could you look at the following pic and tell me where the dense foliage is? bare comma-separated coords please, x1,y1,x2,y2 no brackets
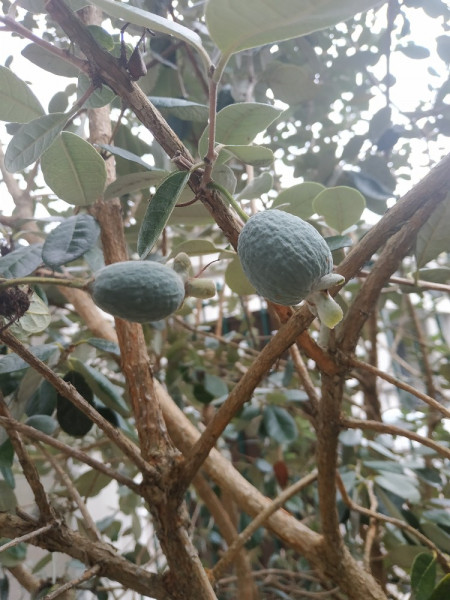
0,1,449,599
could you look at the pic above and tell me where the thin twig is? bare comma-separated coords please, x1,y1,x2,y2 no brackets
341,417,450,460
212,470,318,581
37,443,102,541
0,524,53,554
363,481,378,571
0,416,140,493
347,357,450,419
336,473,450,572
42,564,101,600
357,270,450,294
0,329,157,480
0,396,55,521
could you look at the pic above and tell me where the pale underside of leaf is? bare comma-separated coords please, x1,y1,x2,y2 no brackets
205,0,381,57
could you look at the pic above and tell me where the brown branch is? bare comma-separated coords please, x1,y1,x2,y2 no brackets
212,470,318,581
0,416,139,492
358,270,450,294
0,513,171,599
0,329,156,479
0,523,53,554
38,443,101,542
158,381,388,600
289,344,319,414
336,474,450,572
341,418,450,460
193,474,258,599
338,193,449,353
176,308,324,495
0,396,55,521
7,564,41,595
347,357,450,419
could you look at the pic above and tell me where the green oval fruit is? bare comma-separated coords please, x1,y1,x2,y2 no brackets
90,261,185,322
237,209,333,305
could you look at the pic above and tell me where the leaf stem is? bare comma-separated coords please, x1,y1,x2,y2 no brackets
207,181,249,224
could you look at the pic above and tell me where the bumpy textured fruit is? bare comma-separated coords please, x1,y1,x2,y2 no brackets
237,209,333,305
90,261,185,322
237,209,345,328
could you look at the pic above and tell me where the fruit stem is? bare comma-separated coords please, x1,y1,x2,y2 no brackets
0,276,89,291
207,181,249,224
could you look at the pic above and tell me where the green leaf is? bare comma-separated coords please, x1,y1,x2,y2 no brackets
220,145,274,167
0,539,26,568
169,239,222,259
420,523,450,553
74,470,111,498
0,344,58,375
272,182,325,219
0,482,17,513
41,132,107,206
97,143,154,170
26,380,57,417
0,243,43,278
263,405,298,444
24,415,58,436
436,35,450,63
69,357,129,417
313,186,366,232
260,62,317,104
236,172,273,201
104,170,169,199
4,113,67,172
89,0,211,69
0,66,44,123
198,103,283,158
211,164,237,195
10,292,50,336
78,73,116,109
225,257,256,296
21,43,81,78
325,235,353,252
149,97,208,122
375,472,420,503
415,268,450,283
137,171,190,259
411,553,437,600
85,338,121,357
429,575,450,600
415,193,450,268
205,0,380,56
204,373,228,398
42,214,100,269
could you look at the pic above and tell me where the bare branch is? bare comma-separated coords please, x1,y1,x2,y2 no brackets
42,564,101,600
341,418,450,460
0,524,53,554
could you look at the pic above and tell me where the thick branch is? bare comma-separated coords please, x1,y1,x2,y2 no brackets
0,513,171,599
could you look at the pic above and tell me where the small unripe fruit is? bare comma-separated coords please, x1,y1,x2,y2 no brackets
237,209,344,327
89,261,185,322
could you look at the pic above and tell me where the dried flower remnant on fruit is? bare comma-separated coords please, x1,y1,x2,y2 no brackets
0,286,32,332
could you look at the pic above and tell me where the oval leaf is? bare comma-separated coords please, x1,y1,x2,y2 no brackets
21,43,81,78
0,244,43,278
415,193,450,268
205,0,380,56
0,65,44,123
169,239,221,258
24,415,58,435
375,472,420,503
221,145,274,167
313,186,366,232
262,405,298,444
69,357,129,417
104,170,169,199
236,172,273,201
42,214,100,269
225,256,256,296
78,73,116,109
198,103,283,158
272,182,325,219
149,97,208,122
137,170,190,259
4,112,67,173
41,132,107,206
